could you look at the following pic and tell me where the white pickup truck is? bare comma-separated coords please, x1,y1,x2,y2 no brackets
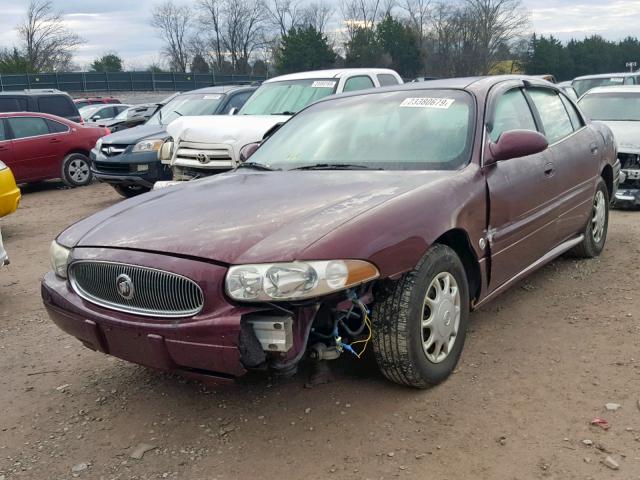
158,68,403,184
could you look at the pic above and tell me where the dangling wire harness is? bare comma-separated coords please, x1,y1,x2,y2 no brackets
337,290,372,359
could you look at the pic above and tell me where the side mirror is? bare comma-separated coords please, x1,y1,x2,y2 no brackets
239,142,260,162
92,115,101,121
488,130,548,163
228,107,239,116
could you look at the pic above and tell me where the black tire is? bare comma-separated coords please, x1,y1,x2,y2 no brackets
61,153,92,187
570,177,609,258
371,244,470,388
112,184,150,198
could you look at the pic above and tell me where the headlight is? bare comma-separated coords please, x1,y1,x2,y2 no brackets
135,164,149,172
49,241,71,278
95,138,103,151
132,138,164,153
0,160,6,170
226,260,379,301
158,139,174,163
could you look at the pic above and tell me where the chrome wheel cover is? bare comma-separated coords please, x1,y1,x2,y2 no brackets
69,158,90,183
592,190,606,244
421,272,461,364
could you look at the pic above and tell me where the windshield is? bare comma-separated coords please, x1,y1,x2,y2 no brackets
239,79,338,115
573,76,634,97
79,105,102,119
114,107,132,120
146,92,226,125
247,89,474,171
578,92,640,121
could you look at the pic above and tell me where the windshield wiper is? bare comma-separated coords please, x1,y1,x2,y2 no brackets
173,110,183,117
292,163,384,171
237,162,281,171
271,111,296,115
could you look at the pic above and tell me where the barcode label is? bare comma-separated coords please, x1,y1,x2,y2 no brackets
400,97,455,109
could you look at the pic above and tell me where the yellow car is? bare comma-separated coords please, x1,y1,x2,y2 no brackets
0,161,20,218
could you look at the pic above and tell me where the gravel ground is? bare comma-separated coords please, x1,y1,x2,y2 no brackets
0,181,639,480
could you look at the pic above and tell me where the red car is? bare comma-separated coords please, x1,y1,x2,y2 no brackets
0,112,109,186
74,97,121,109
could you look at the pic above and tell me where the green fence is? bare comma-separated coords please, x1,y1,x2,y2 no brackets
0,72,266,93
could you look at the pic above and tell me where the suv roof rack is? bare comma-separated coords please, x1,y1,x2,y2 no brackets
23,88,64,93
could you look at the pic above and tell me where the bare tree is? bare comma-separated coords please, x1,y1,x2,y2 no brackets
223,0,266,73
151,1,193,72
300,2,334,33
340,0,382,39
401,0,431,48
266,0,302,37
198,0,226,70
17,0,83,72
464,0,530,74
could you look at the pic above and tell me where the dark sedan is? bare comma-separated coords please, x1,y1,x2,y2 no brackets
43,76,618,388
91,85,256,197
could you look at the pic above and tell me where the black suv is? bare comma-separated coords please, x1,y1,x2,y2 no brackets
0,89,81,123
91,85,256,197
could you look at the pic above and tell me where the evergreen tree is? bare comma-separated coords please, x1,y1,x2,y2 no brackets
191,54,210,73
90,53,123,72
275,26,336,74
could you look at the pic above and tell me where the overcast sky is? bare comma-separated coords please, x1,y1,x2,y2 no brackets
1,0,639,68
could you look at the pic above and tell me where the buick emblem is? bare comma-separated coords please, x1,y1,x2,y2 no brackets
196,152,209,164
116,274,135,300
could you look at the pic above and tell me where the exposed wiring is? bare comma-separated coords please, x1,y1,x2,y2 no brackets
348,308,372,358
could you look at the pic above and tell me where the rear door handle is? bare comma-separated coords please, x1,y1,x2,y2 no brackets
49,138,62,143
544,162,555,177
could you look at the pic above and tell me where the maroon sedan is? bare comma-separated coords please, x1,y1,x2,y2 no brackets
0,112,108,186
42,76,619,388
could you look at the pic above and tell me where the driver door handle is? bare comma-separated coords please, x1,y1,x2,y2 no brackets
544,162,555,177
590,142,599,155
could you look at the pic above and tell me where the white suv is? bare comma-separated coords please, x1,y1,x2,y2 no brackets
158,68,403,184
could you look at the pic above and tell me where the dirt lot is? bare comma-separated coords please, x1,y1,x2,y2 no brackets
1,182,639,480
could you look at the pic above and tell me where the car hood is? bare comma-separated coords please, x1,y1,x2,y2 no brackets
58,170,449,264
166,115,288,147
599,121,640,153
101,124,168,146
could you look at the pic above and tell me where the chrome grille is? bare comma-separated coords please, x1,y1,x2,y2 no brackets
69,261,204,318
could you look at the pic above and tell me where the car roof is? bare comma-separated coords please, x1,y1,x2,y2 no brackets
0,111,75,122
307,75,559,105
580,85,640,95
182,85,256,95
573,72,639,81
0,89,71,97
265,68,400,83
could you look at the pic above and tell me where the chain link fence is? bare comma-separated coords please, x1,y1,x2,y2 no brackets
0,72,266,93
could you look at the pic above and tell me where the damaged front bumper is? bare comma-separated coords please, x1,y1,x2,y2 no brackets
40,248,315,383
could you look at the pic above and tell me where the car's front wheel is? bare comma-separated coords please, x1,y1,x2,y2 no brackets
113,185,150,198
61,153,92,187
570,177,609,258
371,244,469,388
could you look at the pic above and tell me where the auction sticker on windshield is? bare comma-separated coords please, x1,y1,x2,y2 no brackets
311,81,336,88
203,95,222,100
400,97,455,109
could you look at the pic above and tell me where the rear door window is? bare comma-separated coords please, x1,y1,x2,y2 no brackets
7,117,50,139
377,74,400,86
46,118,70,133
37,95,76,118
489,88,538,142
0,98,22,112
559,95,584,131
528,88,574,144
343,76,375,92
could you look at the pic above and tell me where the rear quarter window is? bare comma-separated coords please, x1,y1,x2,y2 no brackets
38,95,77,118
46,119,70,133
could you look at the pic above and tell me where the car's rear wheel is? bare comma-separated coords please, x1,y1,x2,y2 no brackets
371,244,469,388
61,154,92,187
570,177,609,258
113,184,150,198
